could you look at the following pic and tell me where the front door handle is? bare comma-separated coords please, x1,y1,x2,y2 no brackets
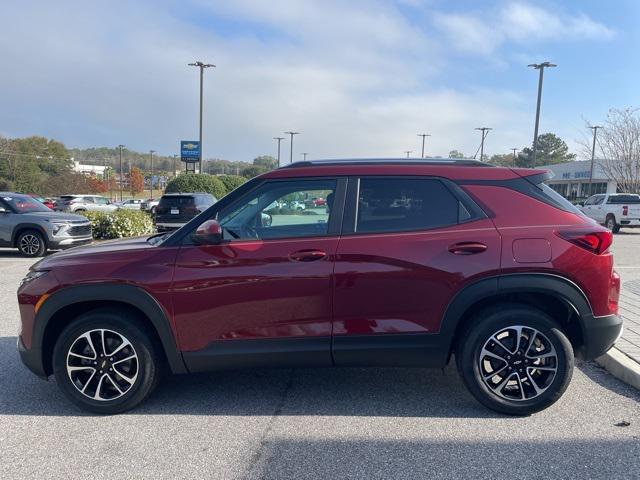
289,249,327,262
448,242,487,255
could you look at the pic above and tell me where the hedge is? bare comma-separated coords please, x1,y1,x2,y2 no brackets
81,210,154,239
218,175,247,194
165,173,226,199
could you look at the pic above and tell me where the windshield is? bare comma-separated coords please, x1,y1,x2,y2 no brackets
2,194,52,213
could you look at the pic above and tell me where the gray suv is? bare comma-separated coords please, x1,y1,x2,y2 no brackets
0,192,92,257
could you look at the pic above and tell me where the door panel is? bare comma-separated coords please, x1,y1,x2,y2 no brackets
171,237,339,352
333,219,501,338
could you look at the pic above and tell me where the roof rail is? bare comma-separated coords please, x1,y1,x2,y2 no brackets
279,158,493,169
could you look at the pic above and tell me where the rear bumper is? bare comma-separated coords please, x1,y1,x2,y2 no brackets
580,314,623,360
17,335,47,379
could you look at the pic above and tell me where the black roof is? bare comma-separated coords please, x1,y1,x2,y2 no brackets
280,158,493,169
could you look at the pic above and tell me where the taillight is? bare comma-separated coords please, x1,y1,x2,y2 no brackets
556,230,613,255
623,205,628,216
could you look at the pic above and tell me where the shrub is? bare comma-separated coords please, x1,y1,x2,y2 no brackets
165,173,226,199
0,178,14,191
80,210,154,239
218,175,247,195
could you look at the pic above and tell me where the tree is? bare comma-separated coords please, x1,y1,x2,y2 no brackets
585,108,640,194
253,155,278,170
241,166,268,179
87,176,108,193
165,173,226,199
448,150,465,159
129,167,144,195
41,172,93,195
519,133,576,167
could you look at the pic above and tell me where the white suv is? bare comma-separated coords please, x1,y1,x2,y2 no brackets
58,195,119,213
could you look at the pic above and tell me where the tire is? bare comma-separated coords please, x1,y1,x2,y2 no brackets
52,309,162,414
17,229,46,257
456,304,574,416
605,215,620,233
150,206,156,215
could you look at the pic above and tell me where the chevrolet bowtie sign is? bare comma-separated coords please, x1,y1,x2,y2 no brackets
180,140,201,163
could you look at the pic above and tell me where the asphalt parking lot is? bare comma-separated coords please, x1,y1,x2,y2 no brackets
1,237,639,479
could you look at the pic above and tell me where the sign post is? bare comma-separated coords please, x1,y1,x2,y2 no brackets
180,141,201,173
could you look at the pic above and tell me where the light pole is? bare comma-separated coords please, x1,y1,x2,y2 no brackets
149,150,155,200
172,155,178,177
188,61,215,174
284,131,300,164
273,137,285,167
405,150,413,158
475,127,492,161
117,144,125,201
512,148,518,166
528,61,557,167
588,125,603,196
417,134,431,158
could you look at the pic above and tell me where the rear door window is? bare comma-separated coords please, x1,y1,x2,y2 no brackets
356,178,460,234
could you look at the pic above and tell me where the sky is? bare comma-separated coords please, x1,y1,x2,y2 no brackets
1,0,638,162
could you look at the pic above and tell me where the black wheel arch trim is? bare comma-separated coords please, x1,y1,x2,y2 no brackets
12,223,48,248
440,273,596,358
33,283,187,375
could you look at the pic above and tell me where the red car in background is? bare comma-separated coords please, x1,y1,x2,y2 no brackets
27,194,55,210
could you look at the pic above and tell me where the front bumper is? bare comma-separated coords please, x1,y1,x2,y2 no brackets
17,336,47,379
581,314,623,360
48,236,93,249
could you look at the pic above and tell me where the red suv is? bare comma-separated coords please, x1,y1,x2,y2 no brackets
17,159,622,415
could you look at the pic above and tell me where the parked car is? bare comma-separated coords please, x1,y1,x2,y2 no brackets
581,193,640,233
289,200,306,210
58,195,118,213
313,197,327,207
154,192,216,232
117,199,144,211
0,192,92,256
17,158,621,415
141,198,159,214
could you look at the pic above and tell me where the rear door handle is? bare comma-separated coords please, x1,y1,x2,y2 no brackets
448,242,487,255
289,249,327,262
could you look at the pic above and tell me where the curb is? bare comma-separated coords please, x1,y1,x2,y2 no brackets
595,347,640,390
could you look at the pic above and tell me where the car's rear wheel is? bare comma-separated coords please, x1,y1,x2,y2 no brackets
605,214,620,233
53,309,161,414
17,230,46,257
456,304,574,416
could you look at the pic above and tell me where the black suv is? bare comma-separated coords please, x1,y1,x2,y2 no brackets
154,192,216,232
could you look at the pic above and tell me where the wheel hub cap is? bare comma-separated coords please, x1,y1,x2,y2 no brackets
66,329,139,401
479,326,558,402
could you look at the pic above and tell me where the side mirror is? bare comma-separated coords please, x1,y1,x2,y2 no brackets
191,219,224,245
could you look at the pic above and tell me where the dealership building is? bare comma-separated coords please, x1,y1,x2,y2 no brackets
540,160,617,200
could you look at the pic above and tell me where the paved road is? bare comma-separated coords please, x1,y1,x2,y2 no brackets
0,244,639,479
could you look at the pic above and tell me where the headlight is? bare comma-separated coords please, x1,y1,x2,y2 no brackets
20,270,48,287
51,222,70,235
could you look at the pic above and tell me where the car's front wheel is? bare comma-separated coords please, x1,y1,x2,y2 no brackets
53,309,161,414
456,304,574,416
17,230,46,257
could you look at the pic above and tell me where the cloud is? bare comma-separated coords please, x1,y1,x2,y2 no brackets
435,2,615,55
0,0,609,161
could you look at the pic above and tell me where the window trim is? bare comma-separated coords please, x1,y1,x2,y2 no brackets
341,175,486,236
178,176,347,245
